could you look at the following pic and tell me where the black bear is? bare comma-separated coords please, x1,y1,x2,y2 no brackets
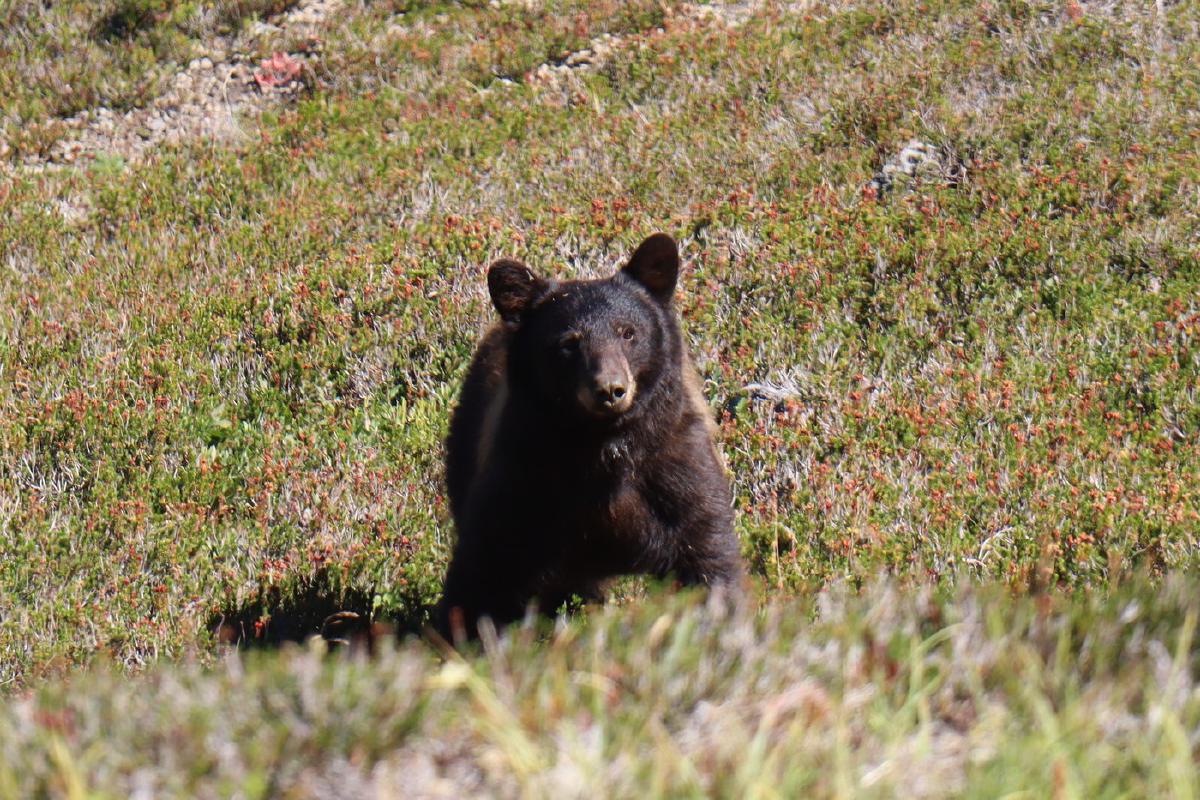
435,233,743,640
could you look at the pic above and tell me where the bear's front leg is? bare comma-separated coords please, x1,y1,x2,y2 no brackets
668,513,744,590
646,434,743,590
434,531,542,643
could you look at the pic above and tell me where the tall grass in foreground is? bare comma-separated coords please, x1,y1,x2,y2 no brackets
1,579,1196,798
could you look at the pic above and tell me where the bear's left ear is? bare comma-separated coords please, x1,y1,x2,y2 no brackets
622,233,679,305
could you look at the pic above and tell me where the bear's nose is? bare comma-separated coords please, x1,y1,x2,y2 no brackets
596,380,628,406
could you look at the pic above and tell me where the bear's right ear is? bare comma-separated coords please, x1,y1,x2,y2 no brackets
487,259,545,323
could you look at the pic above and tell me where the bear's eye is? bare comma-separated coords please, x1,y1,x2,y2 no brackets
621,326,636,341
558,333,581,355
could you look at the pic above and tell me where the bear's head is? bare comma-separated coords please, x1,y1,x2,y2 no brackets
488,233,683,428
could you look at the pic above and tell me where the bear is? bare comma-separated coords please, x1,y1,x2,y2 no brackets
434,233,743,641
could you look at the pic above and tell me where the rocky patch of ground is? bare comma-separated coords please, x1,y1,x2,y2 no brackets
4,0,342,173
5,1,800,173
526,1,804,95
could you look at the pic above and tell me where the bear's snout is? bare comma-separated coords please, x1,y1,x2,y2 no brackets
579,351,635,417
595,377,631,411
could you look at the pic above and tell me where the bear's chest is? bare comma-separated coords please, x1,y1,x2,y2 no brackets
600,480,653,535
537,481,657,576
578,476,676,553
522,466,655,532
504,439,679,553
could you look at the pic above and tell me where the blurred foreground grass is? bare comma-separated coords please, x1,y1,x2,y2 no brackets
3,579,1198,797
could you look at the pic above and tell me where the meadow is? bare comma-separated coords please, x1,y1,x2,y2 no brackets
0,0,1197,795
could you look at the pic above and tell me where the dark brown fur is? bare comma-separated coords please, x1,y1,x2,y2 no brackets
435,234,742,640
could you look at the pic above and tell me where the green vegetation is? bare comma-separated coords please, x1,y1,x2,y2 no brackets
0,0,1198,793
